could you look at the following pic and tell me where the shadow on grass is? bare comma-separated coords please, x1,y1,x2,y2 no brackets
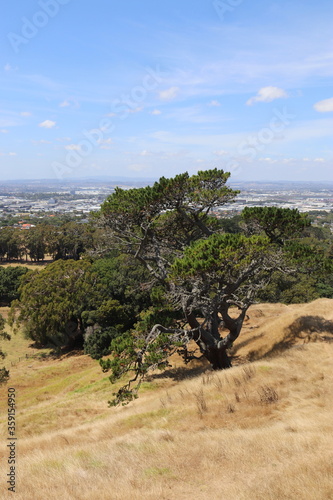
248,315,333,362
148,363,210,382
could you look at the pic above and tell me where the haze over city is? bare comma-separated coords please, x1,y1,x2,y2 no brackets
1,0,333,182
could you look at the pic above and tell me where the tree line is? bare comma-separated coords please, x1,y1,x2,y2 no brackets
0,221,101,262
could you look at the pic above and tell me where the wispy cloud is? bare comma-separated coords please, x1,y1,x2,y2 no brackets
208,100,221,107
150,109,162,115
314,97,333,112
162,104,226,124
65,144,81,151
39,120,56,129
59,99,80,108
98,138,113,149
0,151,17,156
20,111,32,117
4,64,15,72
32,139,52,144
246,87,289,105
159,86,180,101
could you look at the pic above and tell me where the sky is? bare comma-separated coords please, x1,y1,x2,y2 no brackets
1,0,333,182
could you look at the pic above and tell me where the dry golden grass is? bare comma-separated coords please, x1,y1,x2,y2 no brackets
0,261,49,270
0,300,333,499
232,298,333,361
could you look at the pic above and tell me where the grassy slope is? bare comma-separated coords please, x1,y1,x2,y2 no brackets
0,300,333,500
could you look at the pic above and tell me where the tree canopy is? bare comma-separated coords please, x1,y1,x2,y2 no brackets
0,266,29,305
9,259,100,348
100,169,238,280
242,206,310,244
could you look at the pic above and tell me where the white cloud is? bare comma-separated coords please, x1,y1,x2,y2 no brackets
39,120,56,129
128,106,143,114
246,86,288,105
150,109,162,115
20,111,32,117
98,138,113,145
59,100,70,107
159,86,180,101
1,151,17,156
32,139,52,144
65,144,81,151
98,138,113,149
208,100,221,107
258,157,278,163
4,64,14,72
214,150,228,156
128,163,148,172
314,97,333,113
0,129,8,134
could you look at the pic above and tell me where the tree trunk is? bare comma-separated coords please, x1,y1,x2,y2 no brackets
186,314,232,369
204,344,232,370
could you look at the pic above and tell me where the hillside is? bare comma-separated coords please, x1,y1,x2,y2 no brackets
0,300,332,499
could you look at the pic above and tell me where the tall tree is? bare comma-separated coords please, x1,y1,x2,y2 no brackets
98,169,303,404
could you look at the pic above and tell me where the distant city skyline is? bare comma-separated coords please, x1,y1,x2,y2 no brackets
1,0,333,182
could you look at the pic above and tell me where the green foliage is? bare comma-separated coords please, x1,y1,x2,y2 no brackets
24,225,47,262
46,222,94,260
0,228,24,260
218,214,242,234
102,169,237,225
84,326,120,359
257,271,320,304
100,169,239,278
0,313,10,385
242,207,310,244
11,259,101,347
91,253,151,315
171,233,272,279
0,266,29,305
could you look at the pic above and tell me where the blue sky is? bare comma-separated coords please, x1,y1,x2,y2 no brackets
1,0,333,182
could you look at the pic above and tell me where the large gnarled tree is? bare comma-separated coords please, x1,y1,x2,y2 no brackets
98,170,301,405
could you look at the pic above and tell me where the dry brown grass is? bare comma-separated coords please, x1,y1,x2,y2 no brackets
0,261,49,270
232,298,333,362
0,300,333,499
